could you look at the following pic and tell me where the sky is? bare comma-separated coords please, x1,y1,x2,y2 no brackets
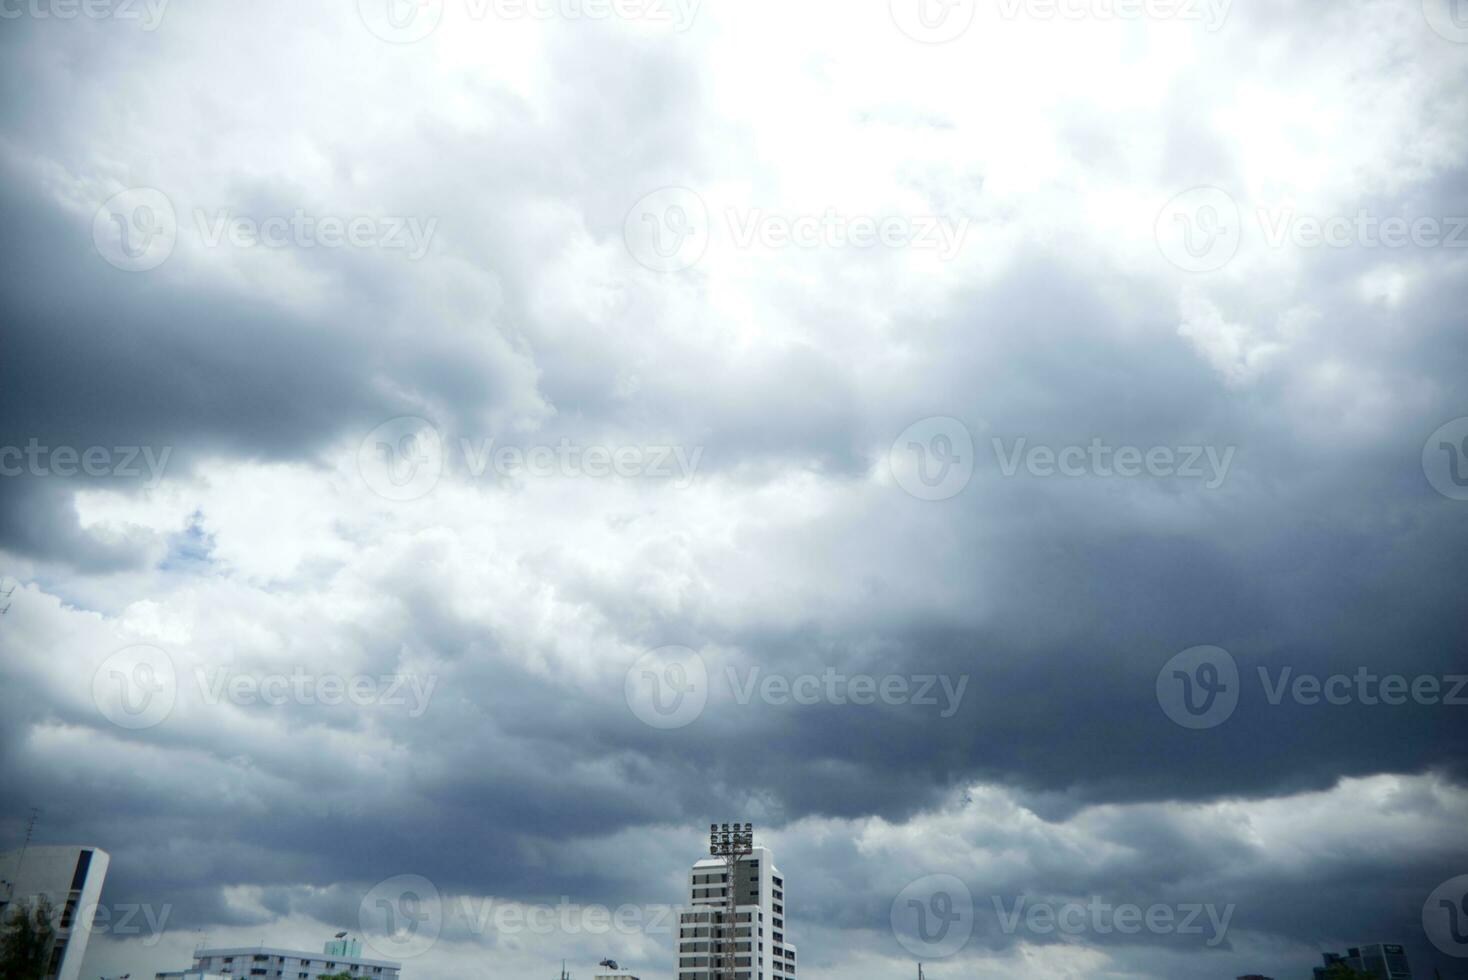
1,0,1467,978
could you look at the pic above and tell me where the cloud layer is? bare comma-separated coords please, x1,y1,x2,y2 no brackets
1,1,1467,978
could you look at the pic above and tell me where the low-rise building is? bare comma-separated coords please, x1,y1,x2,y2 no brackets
157,941,401,980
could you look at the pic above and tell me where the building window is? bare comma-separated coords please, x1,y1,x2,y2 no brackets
70,850,94,892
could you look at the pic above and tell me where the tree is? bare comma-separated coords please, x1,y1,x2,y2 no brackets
0,896,58,980
1322,964,1375,980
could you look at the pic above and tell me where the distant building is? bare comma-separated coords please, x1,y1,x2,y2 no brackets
676,841,796,980
0,844,111,980
323,938,363,959
158,942,401,980
594,973,641,980
1314,944,1412,979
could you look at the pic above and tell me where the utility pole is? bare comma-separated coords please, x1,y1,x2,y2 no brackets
708,822,752,980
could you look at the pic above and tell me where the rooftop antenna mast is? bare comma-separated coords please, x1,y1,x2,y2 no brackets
709,822,753,980
12,807,40,884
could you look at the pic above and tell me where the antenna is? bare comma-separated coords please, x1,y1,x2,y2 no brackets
709,821,754,980
13,808,40,883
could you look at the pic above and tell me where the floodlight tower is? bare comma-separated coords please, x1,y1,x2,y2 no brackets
708,822,753,980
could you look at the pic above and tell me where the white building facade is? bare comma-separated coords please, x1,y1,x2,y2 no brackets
676,845,796,980
165,944,402,980
0,844,111,980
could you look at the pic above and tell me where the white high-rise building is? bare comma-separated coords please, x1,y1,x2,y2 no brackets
676,844,796,980
0,844,111,980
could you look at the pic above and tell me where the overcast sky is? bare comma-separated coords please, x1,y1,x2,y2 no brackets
2,1,1467,978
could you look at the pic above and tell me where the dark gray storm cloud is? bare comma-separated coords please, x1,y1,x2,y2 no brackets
2,1,1467,979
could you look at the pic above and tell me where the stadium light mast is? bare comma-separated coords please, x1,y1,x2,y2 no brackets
708,822,753,980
